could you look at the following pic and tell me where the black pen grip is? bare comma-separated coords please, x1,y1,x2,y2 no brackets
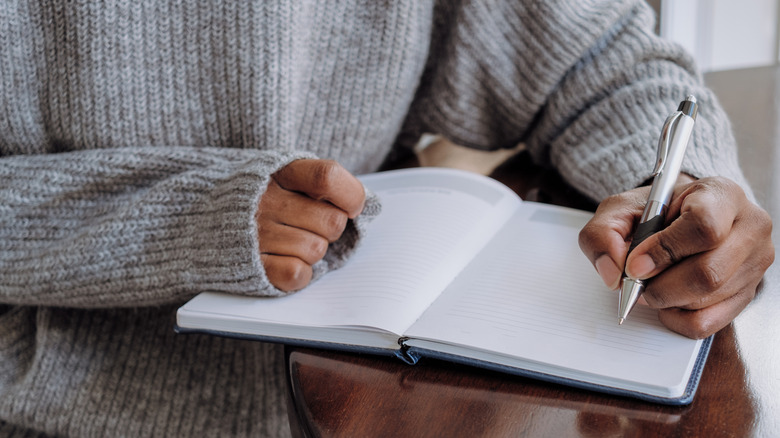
627,215,665,255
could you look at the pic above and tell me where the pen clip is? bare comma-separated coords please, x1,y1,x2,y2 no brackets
651,111,683,176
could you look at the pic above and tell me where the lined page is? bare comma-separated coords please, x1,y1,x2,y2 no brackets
180,168,521,336
404,202,702,396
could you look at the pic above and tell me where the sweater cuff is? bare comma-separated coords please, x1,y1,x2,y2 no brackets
187,151,309,297
188,153,382,298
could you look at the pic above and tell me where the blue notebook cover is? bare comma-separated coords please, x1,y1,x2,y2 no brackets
175,325,712,406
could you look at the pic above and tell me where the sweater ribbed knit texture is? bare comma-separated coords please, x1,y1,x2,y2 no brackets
0,0,749,436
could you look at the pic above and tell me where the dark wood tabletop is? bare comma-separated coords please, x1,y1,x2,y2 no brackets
285,66,780,438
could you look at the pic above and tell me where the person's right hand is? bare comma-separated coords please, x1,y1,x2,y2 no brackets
579,175,774,338
256,159,366,292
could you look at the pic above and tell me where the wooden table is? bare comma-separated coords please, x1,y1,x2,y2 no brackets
285,66,780,438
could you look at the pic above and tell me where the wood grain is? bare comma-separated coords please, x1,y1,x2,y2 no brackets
286,66,780,438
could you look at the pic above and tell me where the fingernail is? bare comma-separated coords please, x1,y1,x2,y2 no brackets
595,255,621,290
628,254,656,279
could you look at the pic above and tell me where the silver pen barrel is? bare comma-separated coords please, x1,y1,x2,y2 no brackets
618,95,698,324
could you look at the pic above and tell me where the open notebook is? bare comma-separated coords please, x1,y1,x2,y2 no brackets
176,167,710,405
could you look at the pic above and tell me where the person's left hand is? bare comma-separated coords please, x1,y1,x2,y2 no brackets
578,175,774,339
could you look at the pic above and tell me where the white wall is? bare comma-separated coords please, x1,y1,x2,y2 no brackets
660,0,778,72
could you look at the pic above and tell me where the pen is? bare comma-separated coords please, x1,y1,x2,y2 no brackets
618,95,698,324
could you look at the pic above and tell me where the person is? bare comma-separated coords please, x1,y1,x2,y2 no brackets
0,0,773,436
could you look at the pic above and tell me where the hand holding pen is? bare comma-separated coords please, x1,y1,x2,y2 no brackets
578,96,774,339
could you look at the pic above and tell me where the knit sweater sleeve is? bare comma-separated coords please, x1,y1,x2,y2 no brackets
0,147,379,308
401,0,748,201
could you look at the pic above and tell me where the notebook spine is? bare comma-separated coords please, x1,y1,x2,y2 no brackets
395,337,422,365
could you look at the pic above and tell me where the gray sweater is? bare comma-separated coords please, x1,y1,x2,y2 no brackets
0,0,748,436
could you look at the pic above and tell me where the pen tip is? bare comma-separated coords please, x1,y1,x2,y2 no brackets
618,317,625,325
686,94,696,103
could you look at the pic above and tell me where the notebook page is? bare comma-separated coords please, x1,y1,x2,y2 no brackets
180,168,520,336
404,202,702,396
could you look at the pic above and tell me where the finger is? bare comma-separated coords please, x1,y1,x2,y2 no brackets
261,179,349,242
274,159,366,218
625,182,739,280
578,190,648,289
656,285,756,339
259,222,329,265
260,254,314,292
642,211,774,310
642,249,746,310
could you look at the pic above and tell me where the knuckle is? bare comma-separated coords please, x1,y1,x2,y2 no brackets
309,236,329,260
323,210,348,241
283,260,313,291
687,309,724,339
743,207,775,270
690,262,725,291
714,176,742,194
762,246,776,270
310,160,341,197
272,258,312,292
684,317,715,340
744,283,759,302
751,246,775,278
753,207,774,237
701,176,736,195
660,309,717,339
686,212,724,249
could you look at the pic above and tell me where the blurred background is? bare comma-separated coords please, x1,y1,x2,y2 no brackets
647,0,779,72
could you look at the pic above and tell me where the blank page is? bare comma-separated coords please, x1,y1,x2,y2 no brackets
179,168,521,336
404,202,702,397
